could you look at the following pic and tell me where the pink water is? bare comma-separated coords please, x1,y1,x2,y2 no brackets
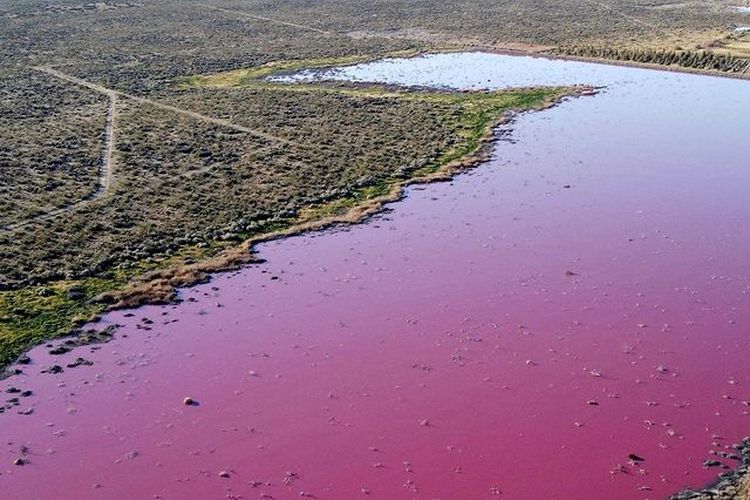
2,54,750,499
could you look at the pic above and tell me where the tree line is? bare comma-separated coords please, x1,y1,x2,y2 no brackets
552,46,750,74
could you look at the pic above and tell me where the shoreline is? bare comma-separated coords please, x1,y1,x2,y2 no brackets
95,86,594,311
3,50,750,497
7,44,748,365
78,68,750,498
0,72,587,373
671,437,750,499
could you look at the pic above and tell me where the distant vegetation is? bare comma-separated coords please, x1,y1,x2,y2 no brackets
553,45,750,73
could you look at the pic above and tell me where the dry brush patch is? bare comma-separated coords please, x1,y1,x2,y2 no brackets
213,0,748,49
0,68,109,227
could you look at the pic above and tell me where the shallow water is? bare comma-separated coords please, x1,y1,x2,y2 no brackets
2,53,750,499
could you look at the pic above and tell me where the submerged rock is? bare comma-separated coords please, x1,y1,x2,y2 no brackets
48,345,72,355
67,357,94,368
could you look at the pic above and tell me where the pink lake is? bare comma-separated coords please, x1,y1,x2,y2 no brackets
2,53,750,499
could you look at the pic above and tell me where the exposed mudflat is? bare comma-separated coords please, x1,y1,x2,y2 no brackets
2,53,749,499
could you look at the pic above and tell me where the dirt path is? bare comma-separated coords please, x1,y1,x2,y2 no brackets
99,93,117,194
0,89,118,233
582,0,669,35
0,66,292,233
33,66,292,145
197,4,333,35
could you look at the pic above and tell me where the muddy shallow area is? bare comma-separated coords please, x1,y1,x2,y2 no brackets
2,53,750,499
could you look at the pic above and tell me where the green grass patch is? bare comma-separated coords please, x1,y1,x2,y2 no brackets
180,51,420,89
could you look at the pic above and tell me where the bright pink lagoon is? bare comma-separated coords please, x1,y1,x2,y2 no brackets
2,54,750,499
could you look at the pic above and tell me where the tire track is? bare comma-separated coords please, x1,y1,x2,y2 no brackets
198,4,333,35
582,0,669,35
1,90,118,233
99,93,117,194
33,66,292,145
